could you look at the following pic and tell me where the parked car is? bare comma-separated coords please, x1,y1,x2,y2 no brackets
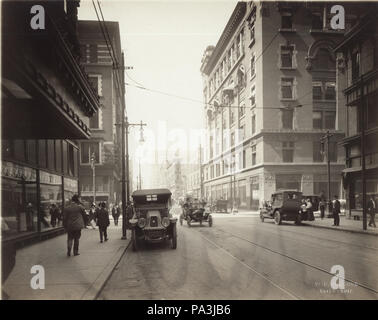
260,190,313,225
129,189,177,251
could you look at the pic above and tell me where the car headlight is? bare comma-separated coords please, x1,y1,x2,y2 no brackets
138,217,146,228
161,217,170,228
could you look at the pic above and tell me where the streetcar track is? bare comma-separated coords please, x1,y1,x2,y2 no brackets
197,230,303,300
197,226,378,295
235,219,378,251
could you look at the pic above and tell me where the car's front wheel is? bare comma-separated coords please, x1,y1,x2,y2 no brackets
274,211,282,225
171,225,177,249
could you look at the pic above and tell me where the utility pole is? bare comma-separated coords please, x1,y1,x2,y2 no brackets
199,144,204,199
91,152,96,205
321,131,333,217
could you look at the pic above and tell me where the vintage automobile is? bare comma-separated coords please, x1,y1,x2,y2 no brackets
129,189,177,251
210,199,228,213
260,190,312,225
180,197,213,227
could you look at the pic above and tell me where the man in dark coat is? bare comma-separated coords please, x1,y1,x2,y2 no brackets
367,195,376,228
332,195,341,226
95,202,110,243
63,194,85,256
112,205,120,226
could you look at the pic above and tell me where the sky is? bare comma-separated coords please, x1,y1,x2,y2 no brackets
78,0,237,185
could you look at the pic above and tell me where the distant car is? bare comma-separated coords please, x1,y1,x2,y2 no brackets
260,190,313,225
129,189,177,251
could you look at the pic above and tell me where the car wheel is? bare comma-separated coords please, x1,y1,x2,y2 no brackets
208,215,213,227
171,224,177,249
179,214,183,226
187,217,191,227
131,229,138,251
274,211,282,225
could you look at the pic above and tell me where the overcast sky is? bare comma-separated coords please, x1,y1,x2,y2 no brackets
78,0,237,184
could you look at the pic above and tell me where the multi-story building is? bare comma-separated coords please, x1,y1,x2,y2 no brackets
334,4,378,219
77,21,124,206
1,1,100,244
200,2,350,210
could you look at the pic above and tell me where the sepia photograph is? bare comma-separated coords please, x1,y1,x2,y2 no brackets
0,0,377,306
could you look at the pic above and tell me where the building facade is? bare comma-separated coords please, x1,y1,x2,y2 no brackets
200,2,349,210
77,21,124,206
335,4,378,219
1,0,100,243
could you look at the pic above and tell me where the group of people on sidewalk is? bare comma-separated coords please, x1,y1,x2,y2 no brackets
62,195,132,257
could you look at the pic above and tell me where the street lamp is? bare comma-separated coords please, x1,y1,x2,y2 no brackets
321,131,334,217
90,152,96,205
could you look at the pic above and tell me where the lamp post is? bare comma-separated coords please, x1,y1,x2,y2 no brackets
321,131,334,217
90,152,96,205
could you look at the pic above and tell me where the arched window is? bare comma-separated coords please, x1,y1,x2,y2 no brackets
237,66,246,91
313,48,335,70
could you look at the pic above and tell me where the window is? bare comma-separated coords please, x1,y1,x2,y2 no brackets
81,142,100,164
313,111,335,129
251,145,256,165
239,105,245,117
230,110,235,125
324,111,336,129
90,111,100,129
282,109,293,129
313,111,322,129
38,140,47,168
314,49,334,70
26,140,37,165
280,45,295,68
68,143,75,176
88,75,102,96
89,44,98,63
231,132,235,146
311,13,323,29
281,12,293,29
216,163,220,177
239,125,245,141
47,140,55,171
325,82,336,100
252,114,256,134
242,150,246,169
250,55,255,78
329,142,338,162
351,51,360,81
281,77,294,99
250,85,256,106
238,29,244,57
313,82,323,100
276,174,301,191
55,140,62,173
282,142,294,163
313,141,324,162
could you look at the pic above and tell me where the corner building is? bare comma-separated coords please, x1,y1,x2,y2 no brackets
200,2,351,209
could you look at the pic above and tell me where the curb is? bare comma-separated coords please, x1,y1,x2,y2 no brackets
302,222,378,237
81,236,132,300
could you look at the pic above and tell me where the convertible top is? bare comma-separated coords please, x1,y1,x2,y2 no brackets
132,189,172,197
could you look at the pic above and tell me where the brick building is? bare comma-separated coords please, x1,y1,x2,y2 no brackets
77,20,124,206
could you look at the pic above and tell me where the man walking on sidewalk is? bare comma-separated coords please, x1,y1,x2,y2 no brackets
95,202,110,243
63,194,85,256
367,195,376,228
332,195,341,227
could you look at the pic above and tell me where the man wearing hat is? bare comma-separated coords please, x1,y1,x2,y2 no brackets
63,194,85,256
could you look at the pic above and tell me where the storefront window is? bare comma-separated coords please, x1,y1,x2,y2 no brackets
39,171,63,230
14,140,26,162
47,140,55,171
38,140,47,168
64,177,79,208
55,140,62,173
1,163,37,239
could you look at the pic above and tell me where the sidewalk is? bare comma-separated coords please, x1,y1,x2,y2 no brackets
2,222,131,300
302,214,378,236
215,210,378,236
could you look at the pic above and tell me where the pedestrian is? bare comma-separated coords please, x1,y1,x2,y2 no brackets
306,198,314,221
332,195,341,226
63,194,85,256
50,203,60,227
319,198,326,220
88,203,97,229
112,205,120,226
367,195,376,228
95,202,110,243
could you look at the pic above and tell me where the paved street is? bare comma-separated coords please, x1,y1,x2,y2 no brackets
98,213,378,300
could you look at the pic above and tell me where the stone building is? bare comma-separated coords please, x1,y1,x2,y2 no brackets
200,1,350,210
